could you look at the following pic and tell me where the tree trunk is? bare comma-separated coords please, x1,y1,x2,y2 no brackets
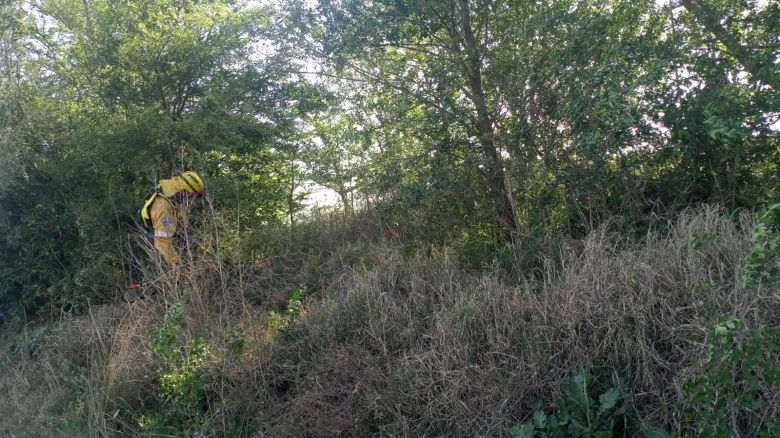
457,0,518,237
338,188,352,217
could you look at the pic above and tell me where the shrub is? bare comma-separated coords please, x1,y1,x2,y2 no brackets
683,320,780,437
136,293,217,434
743,203,780,289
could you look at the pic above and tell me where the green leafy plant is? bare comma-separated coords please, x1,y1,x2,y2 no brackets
683,319,780,437
139,294,215,434
8,323,53,359
511,372,624,438
157,338,211,418
152,299,186,357
266,285,307,340
227,322,247,357
691,232,716,250
743,203,780,289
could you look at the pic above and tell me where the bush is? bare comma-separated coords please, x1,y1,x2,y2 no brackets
132,293,219,434
743,203,780,289
683,320,780,437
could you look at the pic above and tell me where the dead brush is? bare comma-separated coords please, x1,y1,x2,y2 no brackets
4,205,777,436
525,206,775,429
255,206,778,436
265,345,387,437
0,304,124,436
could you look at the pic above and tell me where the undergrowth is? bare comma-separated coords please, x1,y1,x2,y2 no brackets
1,206,779,436
511,371,625,438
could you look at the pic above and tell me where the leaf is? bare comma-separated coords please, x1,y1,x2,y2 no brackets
743,397,765,411
533,410,548,429
714,324,729,337
511,424,535,438
565,373,590,410
569,417,590,433
597,387,621,416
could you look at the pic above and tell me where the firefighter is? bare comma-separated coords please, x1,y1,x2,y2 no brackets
139,171,205,266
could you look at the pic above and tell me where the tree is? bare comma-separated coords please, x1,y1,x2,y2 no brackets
0,0,27,194
301,111,368,216
651,0,780,207
301,0,519,237
680,0,779,90
0,0,324,317
296,0,676,235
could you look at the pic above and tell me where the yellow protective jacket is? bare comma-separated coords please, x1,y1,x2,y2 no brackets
149,193,187,267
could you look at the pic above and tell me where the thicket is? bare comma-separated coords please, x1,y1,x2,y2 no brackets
2,0,778,320
1,0,779,435
0,0,327,319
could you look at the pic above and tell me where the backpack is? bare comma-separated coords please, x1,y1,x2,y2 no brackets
139,185,161,230
138,185,175,243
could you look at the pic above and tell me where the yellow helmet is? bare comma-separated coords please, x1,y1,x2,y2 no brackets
177,170,205,197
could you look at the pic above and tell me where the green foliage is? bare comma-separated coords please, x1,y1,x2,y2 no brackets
653,0,780,209
743,203,780,289
7,323,54,359
152,298,187,357
691,232,716,250
1,0,779,430
683,319,780,437
511,372,625,438
300,110,368,215
156,338,212,423
659,83,779,208
3,0,778,320
266,284,307,340
0,0,324,319
295,0,777,247
138,294,217,434
3,0,778,435
227,322,246,357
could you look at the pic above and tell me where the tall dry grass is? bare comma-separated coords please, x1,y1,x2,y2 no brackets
0,304,123,437
1,205,778,436
255,206,778,436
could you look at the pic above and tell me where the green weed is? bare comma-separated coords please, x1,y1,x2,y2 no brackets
683,320,780,437
743,203,780,289
136,293,217,434
511,372,625,438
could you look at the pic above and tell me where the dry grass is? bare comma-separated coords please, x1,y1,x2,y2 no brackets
255,206,778,436
0,305,123,437
2,205,778,436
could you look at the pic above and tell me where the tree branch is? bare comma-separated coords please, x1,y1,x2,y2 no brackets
681,0,778,89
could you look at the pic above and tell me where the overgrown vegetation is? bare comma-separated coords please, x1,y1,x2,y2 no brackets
0,207,778,436
1,0,779,435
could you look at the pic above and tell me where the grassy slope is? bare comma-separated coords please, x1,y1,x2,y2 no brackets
1,206,778,436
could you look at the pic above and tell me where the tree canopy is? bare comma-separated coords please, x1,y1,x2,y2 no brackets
0,0,778,317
